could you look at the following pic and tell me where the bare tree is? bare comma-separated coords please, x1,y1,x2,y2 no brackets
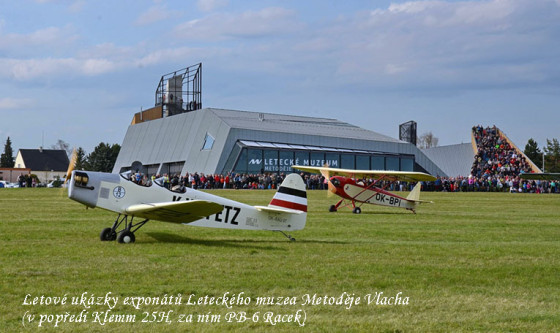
51,139,73,157
417,132,439,149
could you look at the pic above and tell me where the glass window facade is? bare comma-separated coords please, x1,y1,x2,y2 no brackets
295,151,309,166
202,133,215,150
401,157,414,171
356,155,369,170
247,149,262,173
340,154,355,169
325,153,339,168
310,152,325,167
372,156,385,170
386,156,399,171
230,141,415,174
279,151,295,172
161,161,185,175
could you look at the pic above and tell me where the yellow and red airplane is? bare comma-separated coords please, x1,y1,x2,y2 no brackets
292,165,436,214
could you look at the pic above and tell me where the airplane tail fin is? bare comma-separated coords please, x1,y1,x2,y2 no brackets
253,174,307,232
406,182,433,204
406,182,422,202
268,173,308,212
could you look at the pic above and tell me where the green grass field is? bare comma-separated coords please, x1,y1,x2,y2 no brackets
1,188,559,332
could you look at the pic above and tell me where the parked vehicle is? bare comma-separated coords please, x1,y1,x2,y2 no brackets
47,179,66,188
0,181,19,188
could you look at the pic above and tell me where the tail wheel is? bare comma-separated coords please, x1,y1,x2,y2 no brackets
100,227,117,241
352,207,362,214
118,230,136,244
329,205,337,212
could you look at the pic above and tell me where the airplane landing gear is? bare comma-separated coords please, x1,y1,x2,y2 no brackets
118,230,136,244
277,230,296,242
352,207,362,214
329,205,337,212
100,228,117,241
100,214,149,244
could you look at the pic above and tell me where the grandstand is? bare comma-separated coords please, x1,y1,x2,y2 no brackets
422,125,541,179
471,125,541,178
419,126,554,193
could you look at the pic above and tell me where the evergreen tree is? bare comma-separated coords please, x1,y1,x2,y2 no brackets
75,147,87,170
85,143,121,172
523,138,542,169
1,137,15,168
543,138,560,173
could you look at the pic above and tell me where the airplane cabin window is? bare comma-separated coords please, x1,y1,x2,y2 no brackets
154,177,165,187
120,170,132,180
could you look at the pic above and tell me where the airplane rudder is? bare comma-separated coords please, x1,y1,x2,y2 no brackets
269,173,307,212
406,182,422,201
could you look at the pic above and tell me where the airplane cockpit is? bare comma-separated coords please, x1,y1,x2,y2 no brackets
120,171,153,187
119,171,187,193
153,176,165,187
120,170,132,180
153,176,187,193
330,177,341,188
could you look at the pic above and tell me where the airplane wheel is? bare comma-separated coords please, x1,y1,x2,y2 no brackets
118,230,136,244
100,228,117,241
352,207,362,214
329,205,337,212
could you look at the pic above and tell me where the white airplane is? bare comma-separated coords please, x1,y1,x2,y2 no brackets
67,170,307,243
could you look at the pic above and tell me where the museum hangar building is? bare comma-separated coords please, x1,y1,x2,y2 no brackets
112,65,446,177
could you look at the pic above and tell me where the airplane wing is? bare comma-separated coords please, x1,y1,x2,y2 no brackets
292,165,437,182
519,173,560,181
125,200,224,223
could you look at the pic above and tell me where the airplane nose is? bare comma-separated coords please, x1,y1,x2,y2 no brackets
330,177,340,187
68,171,100,208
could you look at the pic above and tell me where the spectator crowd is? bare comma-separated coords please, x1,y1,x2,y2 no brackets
125,170,557,194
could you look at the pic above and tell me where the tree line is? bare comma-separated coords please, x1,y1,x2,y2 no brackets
1,137,120,172
524,138,560,173
2,135,559,174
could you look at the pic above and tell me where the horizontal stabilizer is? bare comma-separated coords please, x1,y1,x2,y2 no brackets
254,205,305,214
407,199,434,204
126,200,224,223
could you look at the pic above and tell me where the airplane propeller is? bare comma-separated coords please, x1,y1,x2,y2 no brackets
59,148,77,196
320,165,336,197
65,148,78,184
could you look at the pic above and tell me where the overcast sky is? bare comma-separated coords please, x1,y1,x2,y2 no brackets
1,0,559,155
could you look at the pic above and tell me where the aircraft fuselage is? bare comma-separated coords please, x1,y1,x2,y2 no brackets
330,176,416,210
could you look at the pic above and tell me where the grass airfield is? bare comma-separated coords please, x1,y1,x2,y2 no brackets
1,188,559,332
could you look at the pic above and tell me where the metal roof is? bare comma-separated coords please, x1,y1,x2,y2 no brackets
207,108,403,143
